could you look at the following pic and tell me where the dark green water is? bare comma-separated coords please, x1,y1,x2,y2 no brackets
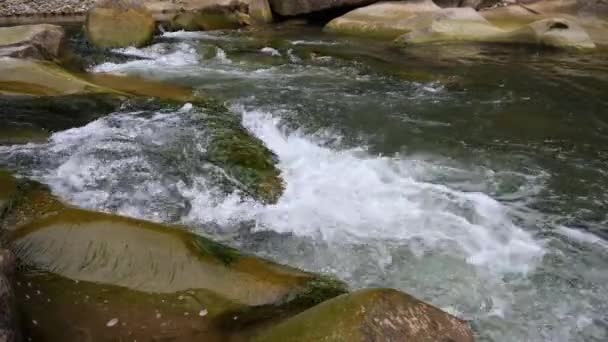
1,26,607,341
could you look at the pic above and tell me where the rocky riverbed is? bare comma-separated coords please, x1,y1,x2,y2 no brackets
1,0,607,341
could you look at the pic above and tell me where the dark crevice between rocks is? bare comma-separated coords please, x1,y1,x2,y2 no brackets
271,3,372,26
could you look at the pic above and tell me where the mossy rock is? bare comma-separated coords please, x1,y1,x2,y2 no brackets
1,177,343,306
195,99,284,204
0,175,347,341
85,5,155,48
254,288,475,342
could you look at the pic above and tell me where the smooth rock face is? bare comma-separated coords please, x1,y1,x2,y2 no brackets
0,175,346,341
269,0,378,16
395,7,506,44
0,57,117,96
85,1,155,48
396,13,596,49
254,288,475,342
325,0,442,38
0,24,65,60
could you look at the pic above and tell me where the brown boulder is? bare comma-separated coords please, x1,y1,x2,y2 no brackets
254,288,475,342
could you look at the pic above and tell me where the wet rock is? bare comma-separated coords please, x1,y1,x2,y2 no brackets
269,0,379,16
199,99,285,204
325,0,442,39
254,288,475,342
503,17,596,49
85,0,156,48
0,176,346,341
169,0,273,31
0,57,120,96
0,249,19,342
0,24,65,61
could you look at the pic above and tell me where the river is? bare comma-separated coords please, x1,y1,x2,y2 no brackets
1,26,608,341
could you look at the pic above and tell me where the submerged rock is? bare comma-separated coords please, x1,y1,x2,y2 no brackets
325,0,441,39
169,0,273,31
0,175,346,341
254,288,475,342
85,0,156,48
0,24,65,61
268,0,378,16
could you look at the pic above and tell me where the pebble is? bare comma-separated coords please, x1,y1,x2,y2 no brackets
199,309,208,317
106,318,119,327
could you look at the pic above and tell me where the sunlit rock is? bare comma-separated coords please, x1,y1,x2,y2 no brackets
0,24,65,60
325,0,441,39
254,288,475,342
85,0,156,48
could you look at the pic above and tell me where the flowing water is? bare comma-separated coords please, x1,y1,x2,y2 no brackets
2,26,608,341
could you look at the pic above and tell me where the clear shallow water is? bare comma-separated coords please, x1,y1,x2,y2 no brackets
2,27,608,341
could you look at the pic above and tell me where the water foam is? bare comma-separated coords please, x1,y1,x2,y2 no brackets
92,42,200,73
179,105,545,275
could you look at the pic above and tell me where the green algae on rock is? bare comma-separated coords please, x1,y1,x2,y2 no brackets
253,288,475,342
195,99,285,204
85,0,156,48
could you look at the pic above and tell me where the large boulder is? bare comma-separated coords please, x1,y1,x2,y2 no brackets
0,24,65,60
0,175,347,341
394,7,510,44
254,288,475,342
85,0,156,48
325,0,442,39
169,0,273,31
0,57,119,96
480,0,608,46
269,0,379,16
396,14,596,49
